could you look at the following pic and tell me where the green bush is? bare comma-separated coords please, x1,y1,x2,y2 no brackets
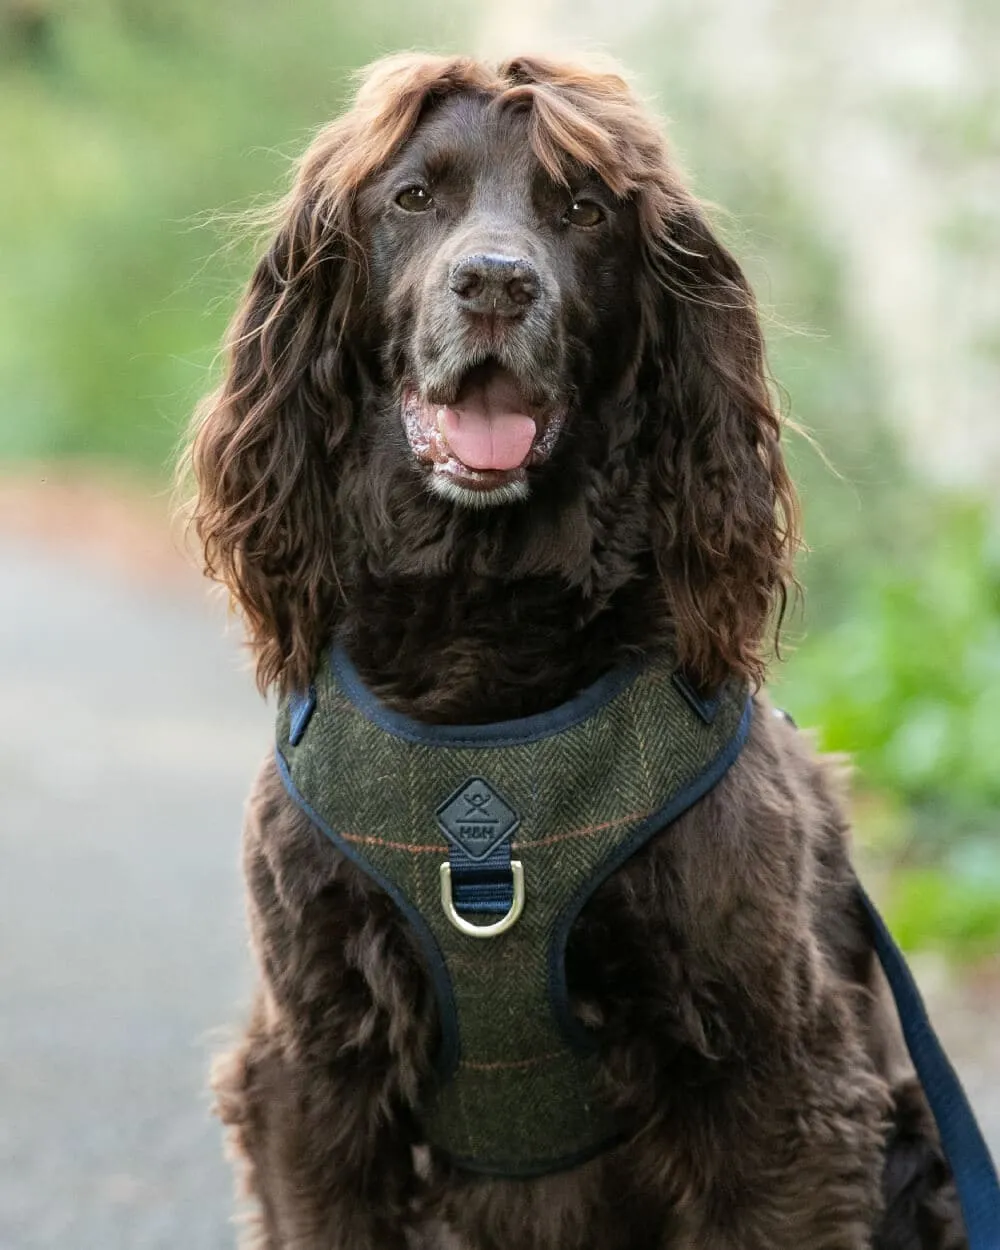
885,866,1000,959
776,501,1000,954
778,502,1000,813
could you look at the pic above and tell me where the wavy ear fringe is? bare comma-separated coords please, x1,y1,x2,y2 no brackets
186,193,357,695
642,203,801,690
182,54,504,695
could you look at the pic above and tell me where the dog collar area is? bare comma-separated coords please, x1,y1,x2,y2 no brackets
275,645,752,1177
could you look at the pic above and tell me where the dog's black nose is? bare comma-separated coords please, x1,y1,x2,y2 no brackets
448,254,539,316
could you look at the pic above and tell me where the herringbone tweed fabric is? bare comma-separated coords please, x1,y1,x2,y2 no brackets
276,651,750,1175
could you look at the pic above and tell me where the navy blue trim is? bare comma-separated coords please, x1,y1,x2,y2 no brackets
330,645,644,748
288,686,317,746
859,885,1000,1249
548,697,754,1050
671,671,722,725
273,746,462,1080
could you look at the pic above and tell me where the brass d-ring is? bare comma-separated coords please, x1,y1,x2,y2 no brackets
440,861,525,938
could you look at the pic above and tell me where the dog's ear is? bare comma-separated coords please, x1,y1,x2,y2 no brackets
641,200,800,690
185,55,497,694
187,165,360,694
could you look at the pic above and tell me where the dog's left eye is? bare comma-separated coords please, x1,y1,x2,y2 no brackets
396,186,434,213
563,199,605,228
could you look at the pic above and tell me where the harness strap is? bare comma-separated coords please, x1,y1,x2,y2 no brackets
448,839,515,916
860,884,1000,1247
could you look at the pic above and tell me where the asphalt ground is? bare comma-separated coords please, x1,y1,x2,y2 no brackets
1,527,996,1248
0,536,268,1249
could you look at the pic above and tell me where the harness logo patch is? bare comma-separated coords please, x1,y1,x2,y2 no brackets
436,777,520,861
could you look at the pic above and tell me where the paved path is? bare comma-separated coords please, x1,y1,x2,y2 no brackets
0,538,269,1249
0,533,996,1248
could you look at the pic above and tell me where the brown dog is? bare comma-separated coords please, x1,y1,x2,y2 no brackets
189,53,967,1249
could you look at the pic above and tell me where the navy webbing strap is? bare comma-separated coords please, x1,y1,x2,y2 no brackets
859,884,1000,1247
288,686,317,746
449,841,515,916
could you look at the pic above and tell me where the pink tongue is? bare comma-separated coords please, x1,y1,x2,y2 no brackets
440,405,536,471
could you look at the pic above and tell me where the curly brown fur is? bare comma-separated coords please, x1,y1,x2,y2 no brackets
188,53,967,1249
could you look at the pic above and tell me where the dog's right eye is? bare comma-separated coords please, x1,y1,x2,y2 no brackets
396,186,434,213
563,199,605,229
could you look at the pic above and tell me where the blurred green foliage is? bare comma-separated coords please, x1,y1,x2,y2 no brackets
780,503,1000,813
885,867,1000,961
777,502,1000,955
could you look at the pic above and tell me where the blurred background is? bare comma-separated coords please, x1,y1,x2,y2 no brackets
1,0,997,1245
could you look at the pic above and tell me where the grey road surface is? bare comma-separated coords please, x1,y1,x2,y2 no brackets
1,539,268,1250
1,535,997,1249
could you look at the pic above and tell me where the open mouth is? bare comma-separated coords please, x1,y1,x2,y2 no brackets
401,360,564,505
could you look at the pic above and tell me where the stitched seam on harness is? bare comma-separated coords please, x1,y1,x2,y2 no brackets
512,810,647,850
335,810,651,855
340,833,445,853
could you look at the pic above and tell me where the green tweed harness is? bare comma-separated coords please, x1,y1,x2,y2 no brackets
275,646,751,1177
